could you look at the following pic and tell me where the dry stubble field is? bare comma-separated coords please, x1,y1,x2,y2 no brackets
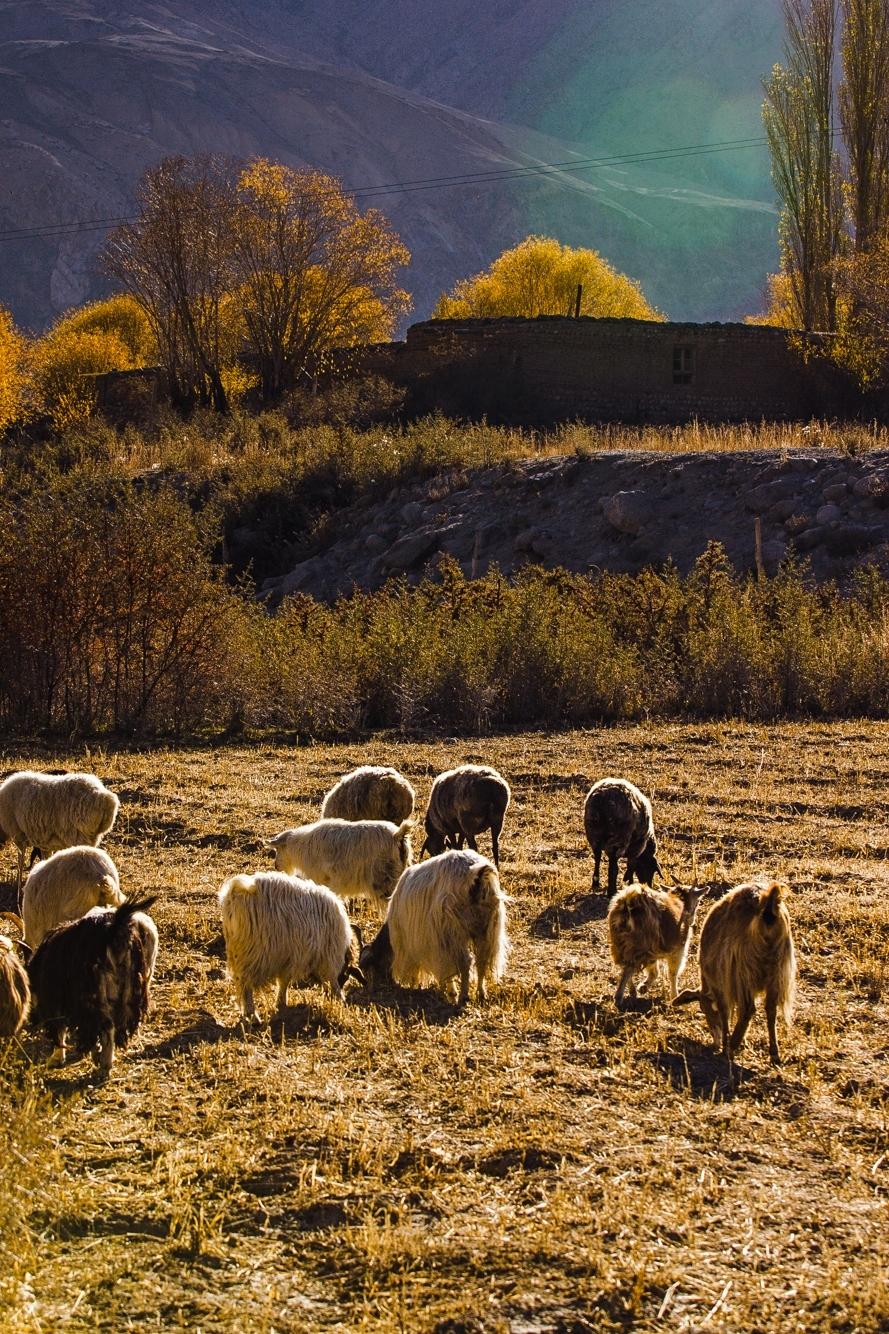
1,724,888,1334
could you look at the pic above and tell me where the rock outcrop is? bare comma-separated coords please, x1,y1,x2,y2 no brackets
259,448,889,606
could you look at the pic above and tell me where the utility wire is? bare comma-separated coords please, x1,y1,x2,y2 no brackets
0,134,770,244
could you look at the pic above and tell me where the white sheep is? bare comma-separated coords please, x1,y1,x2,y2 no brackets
321,766,415,824
219,871,364,1020
22,846,125,947
265,818,413,907
0,771,120,904
359,849,509,1004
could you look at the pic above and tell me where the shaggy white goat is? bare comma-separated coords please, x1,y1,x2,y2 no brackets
359,849,509,1004
0,771,120,904
321,766,415,824
265,818,413,907
22,846,124,947
219,871,364,1020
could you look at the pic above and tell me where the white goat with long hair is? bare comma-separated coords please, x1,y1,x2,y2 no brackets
219,871,364,1021
359,849,509,1005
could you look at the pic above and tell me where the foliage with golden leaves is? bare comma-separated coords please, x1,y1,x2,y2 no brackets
233,159,411,401
0,304,28,433
432,235,662,322
28,296,157,430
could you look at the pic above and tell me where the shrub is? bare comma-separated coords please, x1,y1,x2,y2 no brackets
0,304,28,434
0,479,237,734
30,296,157,430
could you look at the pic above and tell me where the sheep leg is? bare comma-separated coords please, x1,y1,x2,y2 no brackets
607,853,618,898
15,848,24,912
638,964,659,995
473,935,495,1004
454,832,465,850
46,1026,68,1068
698,991,724,1049
591,847,601,892
729,993,756,1055
95,1026,115,1081
239,985,260,1025
491,821,502,868
276,980,289,1013
456,948,472,1006
615,966,635,1009
465,832,478,852
764,994,782,1066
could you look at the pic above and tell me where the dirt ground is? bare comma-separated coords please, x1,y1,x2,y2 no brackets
1,723,887,1333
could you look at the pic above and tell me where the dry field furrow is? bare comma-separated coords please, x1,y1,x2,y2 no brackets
0,724,887,1332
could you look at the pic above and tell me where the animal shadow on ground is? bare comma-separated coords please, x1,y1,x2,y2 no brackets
140,1008,241,1057
51,1212,168,1242
531,893,607,938
350,983,463,1026
565,998,662,1039
637,1036,811,1109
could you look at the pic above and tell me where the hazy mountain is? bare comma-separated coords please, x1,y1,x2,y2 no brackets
0,0,783,332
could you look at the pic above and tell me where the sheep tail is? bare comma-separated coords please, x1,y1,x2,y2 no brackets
469,866,498,903
223,875,257,897
761,881,785,925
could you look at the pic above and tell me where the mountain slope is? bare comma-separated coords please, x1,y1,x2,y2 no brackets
0,0,782,332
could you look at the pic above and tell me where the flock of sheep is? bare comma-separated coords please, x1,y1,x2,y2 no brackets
0,761,797,1082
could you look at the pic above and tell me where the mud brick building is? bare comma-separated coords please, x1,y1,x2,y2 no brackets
341,317,851,425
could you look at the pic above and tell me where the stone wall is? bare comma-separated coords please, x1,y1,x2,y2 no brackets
339,317,852,425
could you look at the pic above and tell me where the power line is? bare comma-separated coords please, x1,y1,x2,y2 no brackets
0,134,770,244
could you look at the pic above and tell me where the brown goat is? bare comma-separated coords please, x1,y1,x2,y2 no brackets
674,882,796,1066
0,934,30,1037
608,884,708,1008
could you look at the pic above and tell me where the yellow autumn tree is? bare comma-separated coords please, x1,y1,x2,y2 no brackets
30,295,157,430
0,305,28,433
233,159,411,401
432,236,663,321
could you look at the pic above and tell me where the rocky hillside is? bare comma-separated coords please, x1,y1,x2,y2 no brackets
0,0,780,331
261,448,889,605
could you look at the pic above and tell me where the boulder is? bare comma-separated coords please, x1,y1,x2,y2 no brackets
822,482,848,502
603,491,651,535
365,534,389,555
400,501,424,523
816,503,842,525
382,528,440,570
745,479,796,513
824,525,882,556
853,470,889,503
794,525,827,551
784,513,811,536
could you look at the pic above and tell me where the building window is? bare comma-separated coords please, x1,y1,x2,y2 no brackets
673,346,694,384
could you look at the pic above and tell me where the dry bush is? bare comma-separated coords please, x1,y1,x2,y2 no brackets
0,479,237,735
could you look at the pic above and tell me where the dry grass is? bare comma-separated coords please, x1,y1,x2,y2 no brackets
0,724,887,1332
